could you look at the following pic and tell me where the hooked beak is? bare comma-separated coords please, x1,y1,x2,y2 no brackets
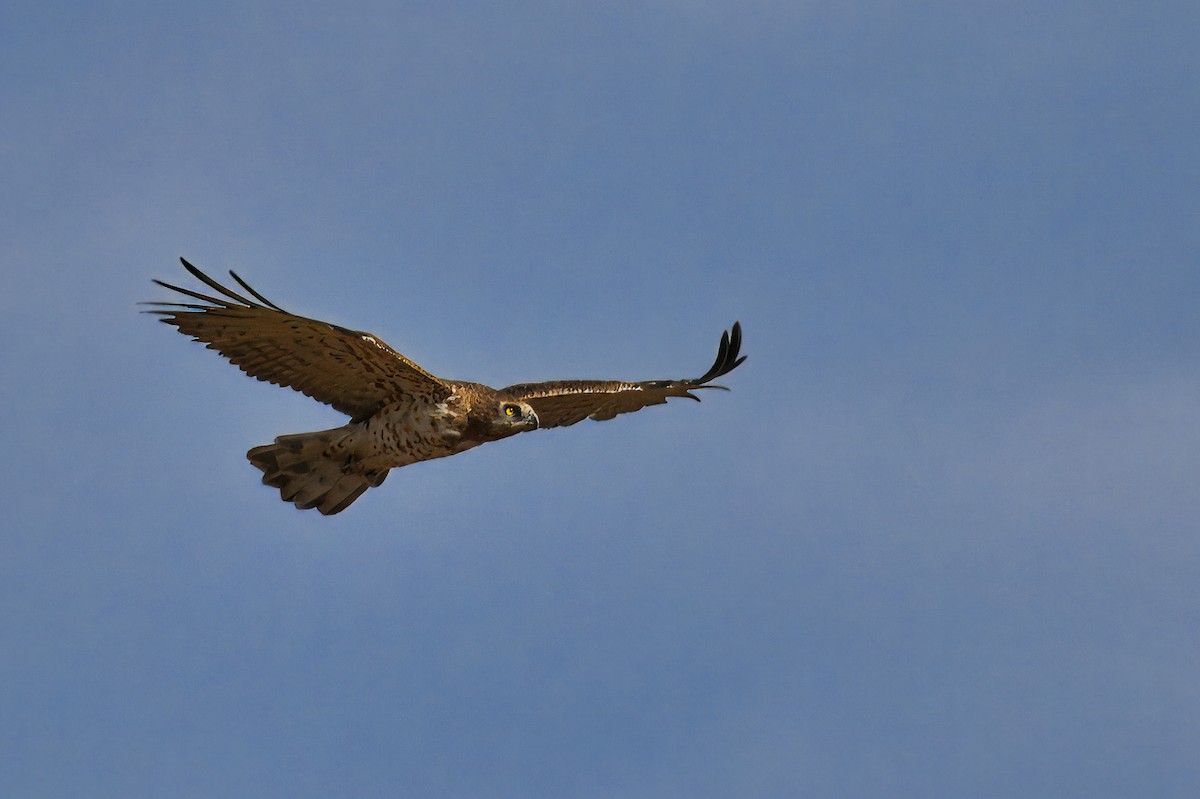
526,409,540,430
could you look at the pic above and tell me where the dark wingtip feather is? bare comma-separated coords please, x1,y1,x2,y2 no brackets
229,270,287,312
177,259,260,307
692,322,746,385
148,277,236,309
148,259,288,317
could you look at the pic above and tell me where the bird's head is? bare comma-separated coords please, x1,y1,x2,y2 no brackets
495,399,539,433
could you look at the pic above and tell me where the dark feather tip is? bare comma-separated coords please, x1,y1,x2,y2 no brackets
149,259,290,316
693,322,746,385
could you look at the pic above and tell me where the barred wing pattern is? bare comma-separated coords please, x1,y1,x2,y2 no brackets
503,323,745,429
146,259,451,419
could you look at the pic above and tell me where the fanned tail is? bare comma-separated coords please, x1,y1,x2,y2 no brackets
247,428,387,515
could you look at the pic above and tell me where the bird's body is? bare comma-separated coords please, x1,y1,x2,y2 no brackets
147,259,745,514
246,395,466,515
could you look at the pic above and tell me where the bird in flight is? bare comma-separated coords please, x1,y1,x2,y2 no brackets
147,259,746,514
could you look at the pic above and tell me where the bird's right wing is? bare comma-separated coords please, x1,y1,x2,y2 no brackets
146,259,451,419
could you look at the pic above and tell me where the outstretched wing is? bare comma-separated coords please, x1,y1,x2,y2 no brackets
502,323,745,429
146,258,451,419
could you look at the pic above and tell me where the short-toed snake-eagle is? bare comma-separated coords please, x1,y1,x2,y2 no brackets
147,259,745,514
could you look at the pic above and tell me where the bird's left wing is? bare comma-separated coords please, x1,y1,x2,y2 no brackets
146,258,451,419
502,323,745,429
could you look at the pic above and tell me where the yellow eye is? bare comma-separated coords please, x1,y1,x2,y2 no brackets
504,405,516,417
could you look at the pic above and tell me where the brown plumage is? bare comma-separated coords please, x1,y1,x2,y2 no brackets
146,258,746,514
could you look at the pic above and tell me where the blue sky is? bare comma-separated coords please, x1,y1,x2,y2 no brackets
3,1,1198,796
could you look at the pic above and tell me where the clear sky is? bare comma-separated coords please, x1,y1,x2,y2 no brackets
3,2,1198,797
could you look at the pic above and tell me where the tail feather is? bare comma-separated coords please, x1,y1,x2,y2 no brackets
247,428,386,515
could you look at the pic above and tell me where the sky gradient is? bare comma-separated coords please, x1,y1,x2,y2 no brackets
3,2,1199,796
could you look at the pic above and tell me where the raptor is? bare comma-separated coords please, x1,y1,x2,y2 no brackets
147,259,746,514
